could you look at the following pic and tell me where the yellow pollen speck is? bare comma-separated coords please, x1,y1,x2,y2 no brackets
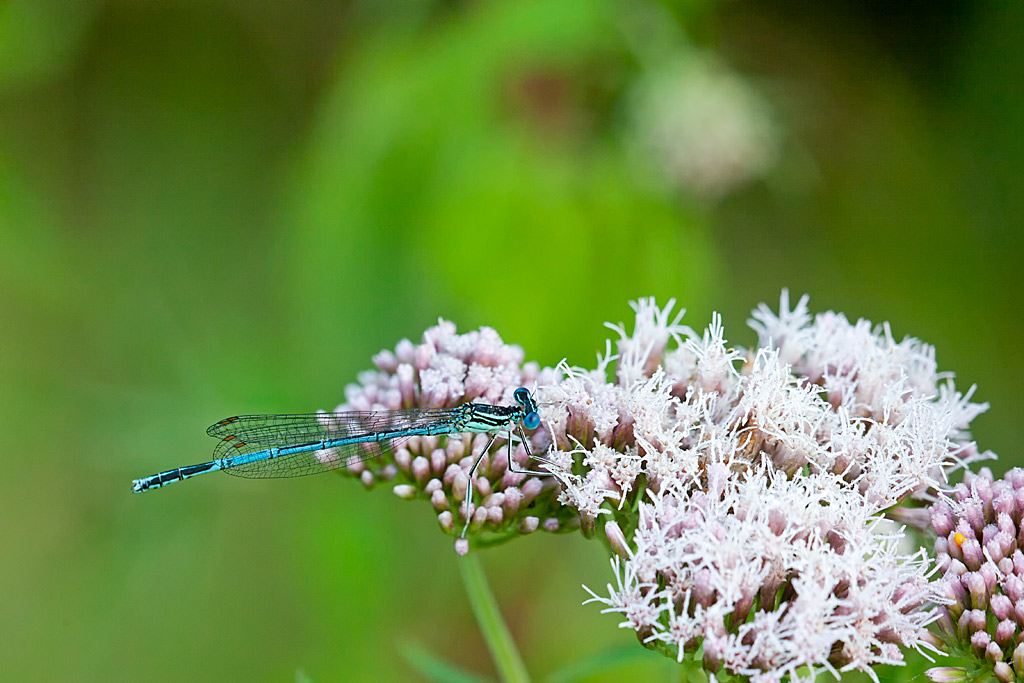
954,532,966,547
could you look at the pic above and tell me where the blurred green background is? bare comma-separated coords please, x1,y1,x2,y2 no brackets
2,1,1022,681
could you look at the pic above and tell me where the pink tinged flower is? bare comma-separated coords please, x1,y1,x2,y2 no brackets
474,476,493,500
702,632,724,673
748,290,812,368
486,505,504,526
411,456,430,486
605,297,692,387
969,609,988,635
520,477,544,505
413,339,434,370
995,489,1016,519
441,463,461,487
992,593,1014,620
962,498,987,536
966,572,989,610
501,486,522,516
685,313,742,395
980,562,1000,594
957,609,973,637
393,447,412,476
437,511,454,533
925,666,968,682
395,363,416,406
451,470,468,503
393,338,415,364
1006,574,1024,603
961,538,984,571
996,619,1016,646
393,484,416,500
463,364,494,400
470,505,488,530
604,520,631,558
994,661,1014,683
429,449,447,476
372,349,398,372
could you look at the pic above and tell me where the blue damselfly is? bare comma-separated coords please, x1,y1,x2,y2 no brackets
131,388,545,535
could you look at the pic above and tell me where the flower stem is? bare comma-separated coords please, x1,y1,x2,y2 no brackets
458,554,531,683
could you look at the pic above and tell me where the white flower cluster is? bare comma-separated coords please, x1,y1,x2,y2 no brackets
629,54,778,200
541,294,989,681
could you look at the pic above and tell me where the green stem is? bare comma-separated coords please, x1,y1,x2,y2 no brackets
458,554,531,683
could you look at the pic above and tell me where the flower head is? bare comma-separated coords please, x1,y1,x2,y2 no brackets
331,320,571,551
629,53,779,200
541,293,987,679
929,467,1024,682
336,293,989,680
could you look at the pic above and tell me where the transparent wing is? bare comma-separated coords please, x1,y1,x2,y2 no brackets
207,408,460,479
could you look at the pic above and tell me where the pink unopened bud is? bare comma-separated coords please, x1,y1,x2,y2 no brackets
925,667,967,682
519,516,539,533
394,447,413,475
996,618,1016,646
969,610,988,637
430,449,448,475
604,521,631,558
392,484,417,500
970,629,991,655
501,486,522,516
452,470,468,502
471,505,488,530
486,505,504,525
412,456,431,485
962,538,984,571
992,594,1013,621
430,489,449,511
521,477,544,504
394,338,415,363
396,363,416,406
966,572,988,610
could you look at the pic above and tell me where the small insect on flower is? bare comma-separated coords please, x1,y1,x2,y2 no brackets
132,387,548,534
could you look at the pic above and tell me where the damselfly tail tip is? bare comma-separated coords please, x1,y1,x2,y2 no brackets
131,479,147,493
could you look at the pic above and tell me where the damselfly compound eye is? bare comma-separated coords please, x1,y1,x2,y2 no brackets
524,412,540,430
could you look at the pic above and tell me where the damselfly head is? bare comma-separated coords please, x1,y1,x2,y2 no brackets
513,387,541,430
